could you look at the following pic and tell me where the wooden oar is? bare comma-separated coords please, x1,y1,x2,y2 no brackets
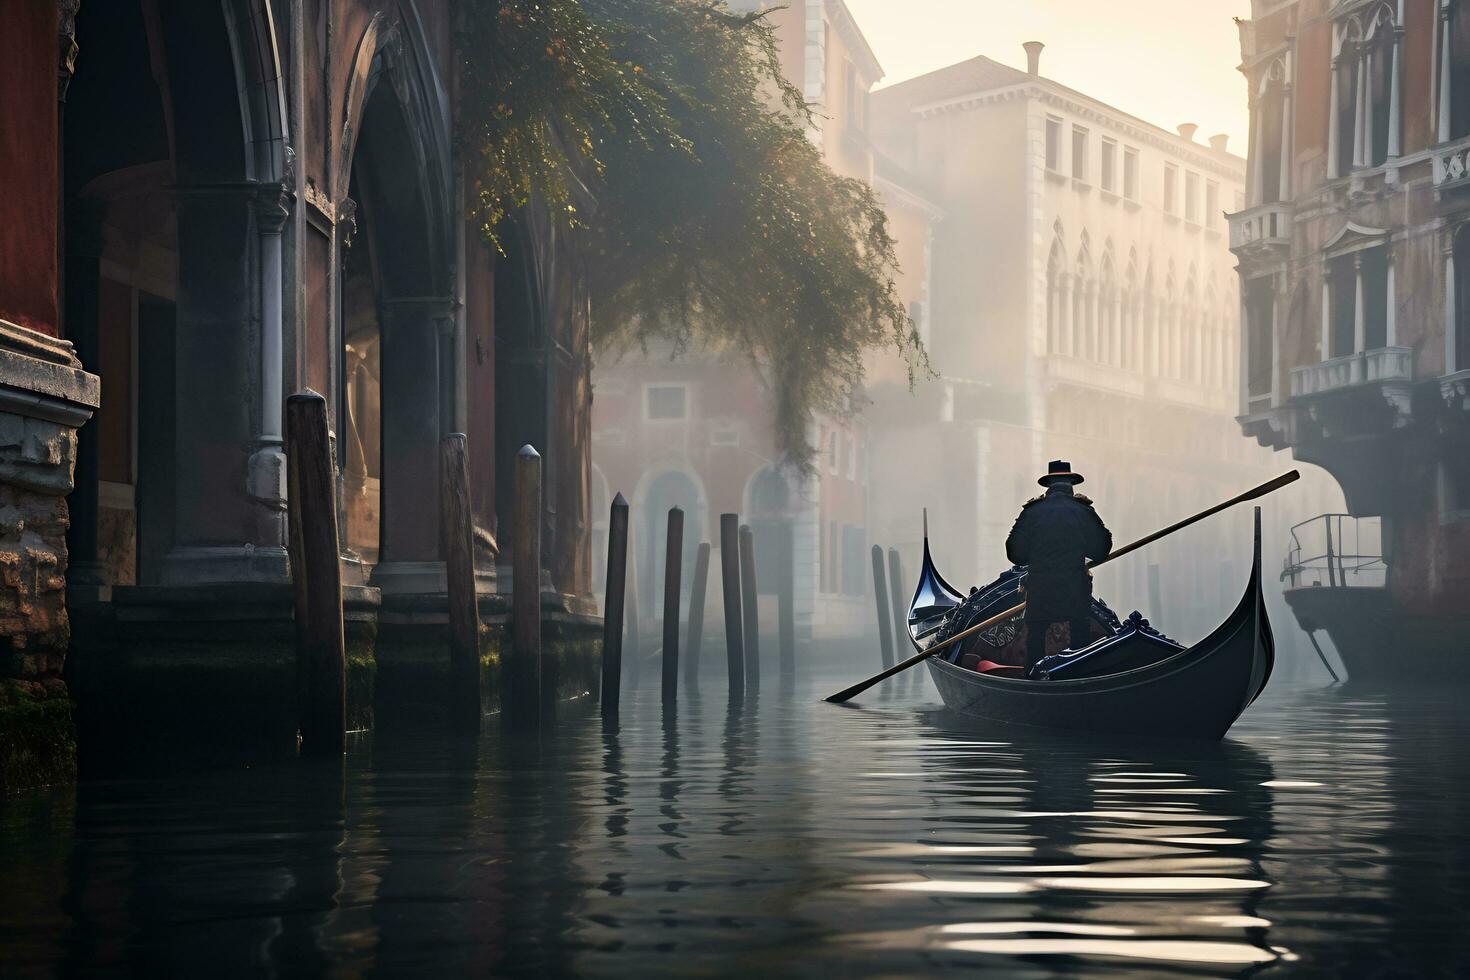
824,470,1300,704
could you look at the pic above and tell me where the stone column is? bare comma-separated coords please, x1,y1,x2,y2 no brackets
1446,233,1458,373
1250,94,1265,206
1353,253,1366,375
1354,49,1368,170
1328,54,1342,179
1322,265,1334,360
163,183,289,585
1273,273,1284,406
246,183,289,511
372,296,452,594
1280,79,1294,198
1386,247,1397,347
1387,18,1404,162
1441,1,1454,144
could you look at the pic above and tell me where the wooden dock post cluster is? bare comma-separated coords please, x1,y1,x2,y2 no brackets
594,500,800,717
870,544,912,670
286,403,557,746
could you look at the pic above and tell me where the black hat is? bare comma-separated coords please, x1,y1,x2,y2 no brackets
1038,460,1084,486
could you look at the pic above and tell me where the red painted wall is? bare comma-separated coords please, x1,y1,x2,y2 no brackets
0,0,60,336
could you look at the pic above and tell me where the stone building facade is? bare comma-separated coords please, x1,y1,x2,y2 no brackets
1233,0,1470,679
867,43,1332,651
590,0,918,651
0,0,598,782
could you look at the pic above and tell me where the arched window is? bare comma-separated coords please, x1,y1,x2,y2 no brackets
1124,251,1139,370
1333,17,1364,176
1074,233,1093,359
1161,264,1177,379
1099,246,1118,365
1204,281,1218,386
1454,224,1470,371
1331,5,1400,175
1448,0,1470,141
1365,8,1396,166
1046,226,1069,354
1253,58,1288,203
1182,265,1199,381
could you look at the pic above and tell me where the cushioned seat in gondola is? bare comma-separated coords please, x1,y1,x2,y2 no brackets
1028,611,1185,680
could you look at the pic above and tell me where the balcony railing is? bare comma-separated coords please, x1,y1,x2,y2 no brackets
1228,201,1292,253
1290,346,1412,397
1433,134,1470,188
1282,513,1386,589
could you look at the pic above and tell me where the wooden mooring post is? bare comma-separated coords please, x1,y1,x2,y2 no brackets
778,531,795,680
739,524,760,690
601,493,629,720
510,445,542,731
685,542,711,691
662,507,684,706
871,544,895,670
888,548,908,656
719,514,745,698
286,391,345,757
441,433,481,733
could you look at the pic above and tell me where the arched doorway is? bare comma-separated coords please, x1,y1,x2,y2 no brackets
637,470,703,621
748,467,794,596
63,0,288,588
338,31,453,593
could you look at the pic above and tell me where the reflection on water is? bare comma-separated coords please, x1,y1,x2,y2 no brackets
2,678,1470,976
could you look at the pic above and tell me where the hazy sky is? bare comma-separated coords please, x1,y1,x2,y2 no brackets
844,0,1254,151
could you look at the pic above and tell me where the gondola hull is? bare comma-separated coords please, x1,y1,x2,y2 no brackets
915,511,1274,740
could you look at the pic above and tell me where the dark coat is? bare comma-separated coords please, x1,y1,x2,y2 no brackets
1005,486,1113,622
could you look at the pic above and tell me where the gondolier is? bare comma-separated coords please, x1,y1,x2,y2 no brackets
1006,460,1113,669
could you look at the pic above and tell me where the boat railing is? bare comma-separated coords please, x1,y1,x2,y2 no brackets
1281,513,1386,589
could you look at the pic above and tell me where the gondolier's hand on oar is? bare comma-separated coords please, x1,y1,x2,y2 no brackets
823,470,1299,704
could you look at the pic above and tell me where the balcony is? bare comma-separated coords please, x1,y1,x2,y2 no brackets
1433,134,1470,190
1282,513,1386,590
1290,347,1412,397
1228,201,1292,258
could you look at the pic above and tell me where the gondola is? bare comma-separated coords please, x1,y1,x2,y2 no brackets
906,509,1274,740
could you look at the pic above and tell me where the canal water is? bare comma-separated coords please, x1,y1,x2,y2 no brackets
3,671,1468,977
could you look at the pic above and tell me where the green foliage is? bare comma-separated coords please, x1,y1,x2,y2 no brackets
456,0,928,468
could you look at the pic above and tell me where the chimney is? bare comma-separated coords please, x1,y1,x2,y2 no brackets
1023,41,1044,76
1209,133,1230,153
1177,123,1198,142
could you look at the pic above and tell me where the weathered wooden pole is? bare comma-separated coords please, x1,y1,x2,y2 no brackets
600,493,629,720
719,514,745,698
685,542,710,690
441,433,481,733
739,524,761,689
625,535,643,689
871,544,895,670
286,391,345,757
777,530,796,680
510,444,542,731
888,548,908,656
662,507,684,706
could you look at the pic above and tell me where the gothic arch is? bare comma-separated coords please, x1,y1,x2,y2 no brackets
1046,224,1069,354
1099,242,1118,365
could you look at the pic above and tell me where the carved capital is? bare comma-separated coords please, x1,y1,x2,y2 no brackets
252,181,293,235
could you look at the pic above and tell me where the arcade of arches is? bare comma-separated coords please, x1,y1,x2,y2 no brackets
0,0,599,779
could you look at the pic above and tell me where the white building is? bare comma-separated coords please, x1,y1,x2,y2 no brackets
867,43,1292,643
